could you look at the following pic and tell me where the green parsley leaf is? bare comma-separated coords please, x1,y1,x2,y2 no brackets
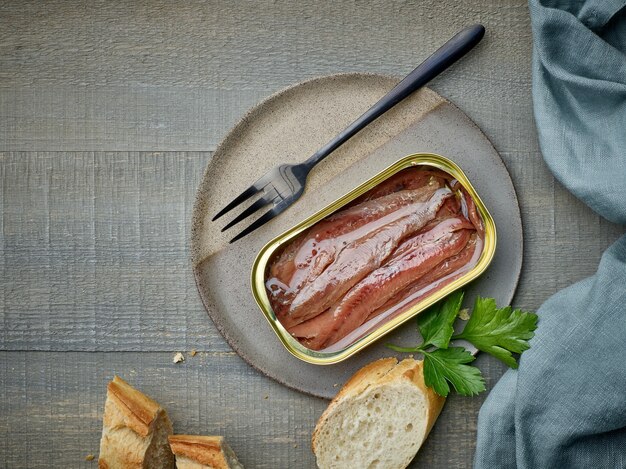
416,290,464,349
387,292,538,397
422,347,486,397
454,297,538,369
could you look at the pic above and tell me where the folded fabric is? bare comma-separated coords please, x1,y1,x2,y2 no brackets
476,238,626,467
474,1,626,467
531,0,626,225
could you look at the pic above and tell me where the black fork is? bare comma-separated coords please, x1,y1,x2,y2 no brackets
213,24,485,243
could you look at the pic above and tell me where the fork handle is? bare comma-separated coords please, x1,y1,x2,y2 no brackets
303,24,485,169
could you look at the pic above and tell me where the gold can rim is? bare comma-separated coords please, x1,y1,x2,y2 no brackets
250,153,497,365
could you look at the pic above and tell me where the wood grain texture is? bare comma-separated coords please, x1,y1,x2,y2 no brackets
1,0,624,467
0,351,507,469
0,151,231,352
0,0,533,153
1,151,622,354
0,351,324,469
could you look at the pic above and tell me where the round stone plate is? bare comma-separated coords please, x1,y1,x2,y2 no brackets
191,73,522,399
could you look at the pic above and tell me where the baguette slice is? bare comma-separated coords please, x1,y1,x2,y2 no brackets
99,376,176,469
169,435,244,469
312,358,445,469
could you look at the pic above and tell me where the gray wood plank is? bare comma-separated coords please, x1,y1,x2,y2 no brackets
1,151,623,352
0,350,509,469
0,151,230,352
0,0,534,153
503,151,625,308
0,87,266,152
0,0,532,89
1,1,624,467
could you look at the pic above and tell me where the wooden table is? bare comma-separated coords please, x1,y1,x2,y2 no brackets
1,1,622,467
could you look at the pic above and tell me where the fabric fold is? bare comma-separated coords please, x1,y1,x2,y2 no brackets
475,0,626,467
530,0,626,225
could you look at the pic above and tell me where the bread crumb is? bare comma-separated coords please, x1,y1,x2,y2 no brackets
173,352,185,363
459,308,470,320
293,444,298,448
190,349,197,357
85,454,95,461
264,395,269,400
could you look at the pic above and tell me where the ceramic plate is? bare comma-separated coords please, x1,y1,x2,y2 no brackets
191,73,522,399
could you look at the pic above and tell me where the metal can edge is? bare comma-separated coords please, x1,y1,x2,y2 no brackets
250,152,497,365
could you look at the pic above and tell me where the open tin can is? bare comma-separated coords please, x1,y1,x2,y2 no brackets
251,153,496,365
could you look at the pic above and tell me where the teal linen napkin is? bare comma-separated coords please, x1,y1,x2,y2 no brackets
474,1,626,467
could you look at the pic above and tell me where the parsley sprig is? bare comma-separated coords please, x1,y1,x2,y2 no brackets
387,291,538,397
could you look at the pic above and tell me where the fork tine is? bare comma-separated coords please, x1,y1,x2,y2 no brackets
221,193,277,232
212,185,259,221
229,198,291,243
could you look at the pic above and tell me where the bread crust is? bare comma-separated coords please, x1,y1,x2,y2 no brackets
98,376,175,469
168,435,230,468
105,375,162,437
312,357,445,454
331,357,397,402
